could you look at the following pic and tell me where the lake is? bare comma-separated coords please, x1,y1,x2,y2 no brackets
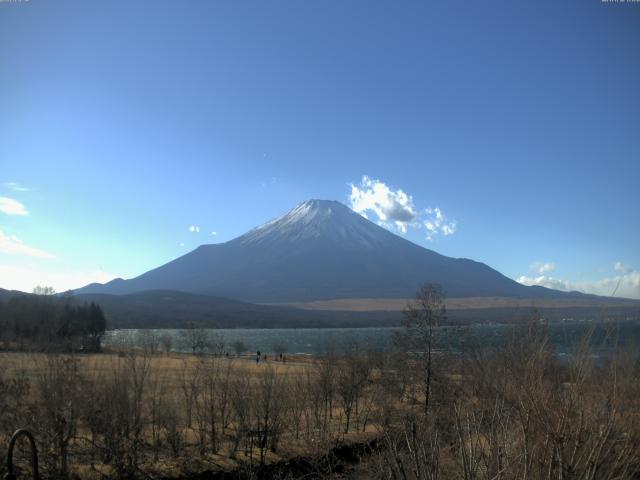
103,320,640,356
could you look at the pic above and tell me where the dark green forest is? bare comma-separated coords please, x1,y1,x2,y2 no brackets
0,293,106,352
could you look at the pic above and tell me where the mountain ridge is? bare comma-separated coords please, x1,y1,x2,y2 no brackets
2,287,636,329
73,199,625,303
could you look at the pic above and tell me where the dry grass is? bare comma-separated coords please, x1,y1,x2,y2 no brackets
1,351,314,383
0,349,379,479
267,296,636,311
3,321,640,480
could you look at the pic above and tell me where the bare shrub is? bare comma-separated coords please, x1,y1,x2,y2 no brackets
159,333,173,354
336,341,372,434
157,394,185,458
179,323,212,355
233,340,248,356
448,321,640,479
272,342,288,358
230,370,253,459
31,354,85,479
179,358,201,429
308,354,337,447
136,329,160,354
288,371,309,440
193,356,232,455
82,350,153,477
0,360,31,455
378,413,441,480
254,366,286,462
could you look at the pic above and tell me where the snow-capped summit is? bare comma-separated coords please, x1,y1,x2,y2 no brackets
236,199,390,248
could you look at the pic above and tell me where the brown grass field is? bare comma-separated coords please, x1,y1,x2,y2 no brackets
0,349,382,479
268,296,637,311
2,320,640,479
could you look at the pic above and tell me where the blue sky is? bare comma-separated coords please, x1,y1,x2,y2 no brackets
0,0,639,298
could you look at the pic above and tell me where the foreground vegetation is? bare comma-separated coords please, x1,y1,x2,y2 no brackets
2,328,639,479
0,286,639,479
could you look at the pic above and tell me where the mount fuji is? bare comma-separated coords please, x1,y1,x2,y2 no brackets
74,199,597,303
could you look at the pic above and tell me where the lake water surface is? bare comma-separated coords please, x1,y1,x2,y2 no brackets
103,320,640,356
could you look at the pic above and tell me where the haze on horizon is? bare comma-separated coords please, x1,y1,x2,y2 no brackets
0,1,639,299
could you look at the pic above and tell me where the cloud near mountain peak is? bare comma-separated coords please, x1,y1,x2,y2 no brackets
349,175,456,240
349,176,416,224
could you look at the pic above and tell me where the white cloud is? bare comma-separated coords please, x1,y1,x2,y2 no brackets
4,182,29,192
0,263,118,293
517,262,640,299
349,175,456,239
531,261,556,274
539,263,556,274
516,275,572,292
0,197,28,216
614,261,633,274
424,207,457,240
350,176,417,231
0,230,55,259
211,231,217,236
188,225,200,233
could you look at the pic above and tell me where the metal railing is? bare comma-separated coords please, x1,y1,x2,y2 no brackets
4,429,39,480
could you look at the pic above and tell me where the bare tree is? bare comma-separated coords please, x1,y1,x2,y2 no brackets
229,371,253,459
157,394,184,458
32,354,85,479
272,342,287,359
179,358,201,428
179,322,211,355
32,285,56,296
159,333,173,355
254,366,286,463
288,372,309,440
147,364,164,461
120,350,154,473
232,339,247,356
308,353,337,447
136,329,160,354
0,364,31,461
82,353,145,477
336,341,371,434
395,283,446,416
210,332,225,356
193,356,231,455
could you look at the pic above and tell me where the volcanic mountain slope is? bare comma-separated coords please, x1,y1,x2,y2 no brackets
75,199,602,303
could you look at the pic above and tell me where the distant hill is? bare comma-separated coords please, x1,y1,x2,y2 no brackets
74,199,618,304
72,290,401,329
1,288,636,329
0,288,31,301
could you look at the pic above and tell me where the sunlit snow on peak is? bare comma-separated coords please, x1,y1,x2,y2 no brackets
236,199,397,248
